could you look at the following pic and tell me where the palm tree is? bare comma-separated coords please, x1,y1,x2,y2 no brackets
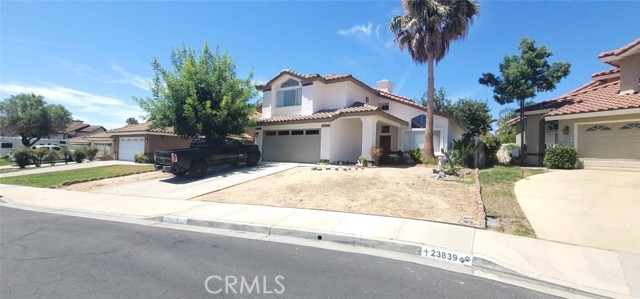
389,0,479,159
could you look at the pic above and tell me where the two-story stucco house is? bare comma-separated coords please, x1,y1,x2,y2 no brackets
253,69,467,163
512,38,640,171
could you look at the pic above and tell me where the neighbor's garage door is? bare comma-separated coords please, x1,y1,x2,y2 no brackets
262,129,320,163
577,122,640,160
118,137,145,161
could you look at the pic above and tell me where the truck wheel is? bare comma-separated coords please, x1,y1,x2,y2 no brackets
189,161,207,179
245,153,259,167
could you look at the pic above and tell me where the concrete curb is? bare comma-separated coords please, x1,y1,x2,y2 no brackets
153,215,613,299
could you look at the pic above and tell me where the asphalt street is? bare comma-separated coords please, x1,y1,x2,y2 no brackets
0,207,559,299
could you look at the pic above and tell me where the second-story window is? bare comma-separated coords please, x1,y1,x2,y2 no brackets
276,79,302,107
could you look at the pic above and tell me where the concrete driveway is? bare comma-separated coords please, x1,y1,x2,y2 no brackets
515,169,640,253
91,162,301,200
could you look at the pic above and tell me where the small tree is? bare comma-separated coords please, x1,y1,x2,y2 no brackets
479,38,571,156
125,117,139,125
137,44,257,142
0,94,73,146
86,147,99,161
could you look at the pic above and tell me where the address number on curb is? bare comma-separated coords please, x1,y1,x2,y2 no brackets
420,246,472,266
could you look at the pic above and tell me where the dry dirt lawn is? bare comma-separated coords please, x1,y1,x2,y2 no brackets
61,171,172,192
196,166,482,227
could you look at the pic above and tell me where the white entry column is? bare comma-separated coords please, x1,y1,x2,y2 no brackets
361,116,377,160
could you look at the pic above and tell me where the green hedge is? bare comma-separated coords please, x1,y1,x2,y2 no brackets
543,146,578,169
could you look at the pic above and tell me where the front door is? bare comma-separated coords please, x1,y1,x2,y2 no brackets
379,136,391,155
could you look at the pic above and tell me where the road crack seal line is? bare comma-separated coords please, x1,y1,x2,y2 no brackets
0,237,154,261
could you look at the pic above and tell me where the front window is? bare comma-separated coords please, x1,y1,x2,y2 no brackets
404,130,441,153
545,120,558,132
411,115,426,128
276,79,302,107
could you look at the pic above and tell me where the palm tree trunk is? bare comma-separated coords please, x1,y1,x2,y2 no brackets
423,54,436,160
519,98,525,160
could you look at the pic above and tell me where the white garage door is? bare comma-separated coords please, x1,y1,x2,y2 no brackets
578,122,640,160
262,129,320,163
118,137,145,161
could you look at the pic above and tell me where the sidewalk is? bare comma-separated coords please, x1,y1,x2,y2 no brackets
0,160,138,178
1,184,638,299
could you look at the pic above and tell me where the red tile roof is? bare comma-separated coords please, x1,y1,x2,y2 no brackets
598,38,640,59
66,131,112,144
108,122,175,134
591,68,619,79
257,102,408,125
545,80,640,117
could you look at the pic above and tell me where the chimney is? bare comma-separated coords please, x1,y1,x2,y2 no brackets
376,79,393,93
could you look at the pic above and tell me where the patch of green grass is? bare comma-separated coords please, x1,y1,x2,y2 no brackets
0,165,155,188
0,157,13,166
479,166,545,238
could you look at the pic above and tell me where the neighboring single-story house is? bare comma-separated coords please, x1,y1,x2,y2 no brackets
512,38,640,171
108,123,192,162
253,69,467,163
67,132,114,159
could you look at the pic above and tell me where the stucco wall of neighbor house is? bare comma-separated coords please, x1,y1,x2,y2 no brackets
330,118,362,162
147,135,191,157
620,54,640,93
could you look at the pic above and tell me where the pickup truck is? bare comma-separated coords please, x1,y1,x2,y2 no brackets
154,137,261,178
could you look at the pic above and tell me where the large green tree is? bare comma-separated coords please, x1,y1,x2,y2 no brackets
421,88,493,137
137,44,256,141
478,38,571,154
495,107,517,144
390,0,479,159
0,93,73,146
125,117,139,125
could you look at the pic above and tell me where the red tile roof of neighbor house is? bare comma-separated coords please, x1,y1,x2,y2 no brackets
598,38,640,59
257,102,408,125
545,80,640,116
108,122,175,134
64,122,90,133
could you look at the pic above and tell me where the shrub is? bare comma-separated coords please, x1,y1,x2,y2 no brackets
543,146,578,169
357,155,367,166
369,147,382,166
74,148,87,163
479,134,501,166
32,148,49,167
407,148,422,164
86,147,99,161
59,147,72,164
45,150,59,166
441,147,461,175
13,148,34,168
134,153,148,163
451,138,478,168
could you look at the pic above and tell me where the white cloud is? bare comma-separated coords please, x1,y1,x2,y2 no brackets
108,64,151,91
338,22,373,39
0,82,145,130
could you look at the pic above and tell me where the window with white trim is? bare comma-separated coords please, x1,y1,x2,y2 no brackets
404,130,441,153
276,79,302,107
620,123,640,130
585,125,611,131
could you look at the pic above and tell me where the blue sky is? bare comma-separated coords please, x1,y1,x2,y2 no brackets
1,0,638,130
